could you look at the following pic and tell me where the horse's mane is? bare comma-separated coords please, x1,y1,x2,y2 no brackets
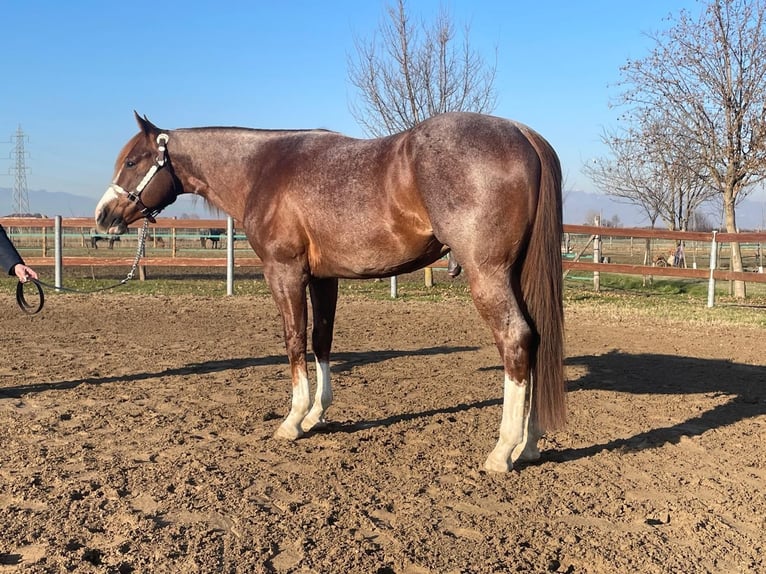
191,194,224,218
176,126,337,135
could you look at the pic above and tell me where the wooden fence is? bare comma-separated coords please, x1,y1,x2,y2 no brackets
2,216,765,305
563,224,766,282
0,216,261,268
563,224,766,307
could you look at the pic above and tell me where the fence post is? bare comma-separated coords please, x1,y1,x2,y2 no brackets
390,276,397,298
138,233,146,280
226,216,234,296
54,216,63,291
593,215,601,292
707,231,718,308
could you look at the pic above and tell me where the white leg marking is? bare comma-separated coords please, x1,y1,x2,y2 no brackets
514,419,543,462
302,358,333,432
512,372,542,462
275,369,311,440
484,374,528,472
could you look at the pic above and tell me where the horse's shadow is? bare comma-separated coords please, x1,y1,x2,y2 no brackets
0,346,477,399
320,351,765,461
1,347,763,464
547,351,765,463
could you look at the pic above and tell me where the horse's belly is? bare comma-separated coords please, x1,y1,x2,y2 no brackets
310,238,444,279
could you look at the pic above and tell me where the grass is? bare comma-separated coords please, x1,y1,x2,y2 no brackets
3,266,765,328
564,272,766,327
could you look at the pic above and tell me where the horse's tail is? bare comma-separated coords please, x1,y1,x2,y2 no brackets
518,125,566,431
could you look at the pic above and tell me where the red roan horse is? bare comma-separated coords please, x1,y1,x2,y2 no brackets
95,112,565,472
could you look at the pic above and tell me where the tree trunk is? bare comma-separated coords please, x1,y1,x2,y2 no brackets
723,193,746,299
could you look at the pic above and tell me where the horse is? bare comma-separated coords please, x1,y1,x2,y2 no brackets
90,231,120,249
200,228,224,249
95,111,565,472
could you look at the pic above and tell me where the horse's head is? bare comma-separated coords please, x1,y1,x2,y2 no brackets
95,112,179,234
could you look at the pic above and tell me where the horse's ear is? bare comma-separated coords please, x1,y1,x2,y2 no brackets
133,111,160,135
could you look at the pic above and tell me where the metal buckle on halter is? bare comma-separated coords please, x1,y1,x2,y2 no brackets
155,133,169,166
125,191,160,223
121,133,170,223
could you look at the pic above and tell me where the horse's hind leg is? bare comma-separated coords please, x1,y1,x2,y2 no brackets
302,277,338,432
512,413,543,463
468,267,535,472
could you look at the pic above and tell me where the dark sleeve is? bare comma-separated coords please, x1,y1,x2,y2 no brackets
0,225,24,275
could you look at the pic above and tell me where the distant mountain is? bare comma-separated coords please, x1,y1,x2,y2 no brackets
564,189,766,230
0,187,218,219
564,190,648,227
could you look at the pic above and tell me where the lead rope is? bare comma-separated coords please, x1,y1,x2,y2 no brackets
125,218,150,281
15,218,150,314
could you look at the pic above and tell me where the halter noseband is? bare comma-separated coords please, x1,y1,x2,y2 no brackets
113,133,170,223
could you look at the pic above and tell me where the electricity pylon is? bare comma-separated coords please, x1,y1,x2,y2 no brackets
11,126,30,215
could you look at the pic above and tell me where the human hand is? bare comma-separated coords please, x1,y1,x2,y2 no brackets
14,264,38,283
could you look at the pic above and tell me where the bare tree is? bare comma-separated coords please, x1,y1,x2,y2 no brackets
584,105,717,269
584,126,663,229
348,0,497,137
616,0,766,298
584,112,715,232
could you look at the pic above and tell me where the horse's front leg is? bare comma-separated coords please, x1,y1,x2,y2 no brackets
267,266,312,441
302,278,339,432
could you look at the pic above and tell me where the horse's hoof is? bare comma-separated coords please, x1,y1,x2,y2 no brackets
483,456,511,473
512,442,541,463
274,422,303,441
301,417,327,433
515,450,541,463
514,449,541,463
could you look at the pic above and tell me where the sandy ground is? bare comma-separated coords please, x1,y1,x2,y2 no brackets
1,291,764,573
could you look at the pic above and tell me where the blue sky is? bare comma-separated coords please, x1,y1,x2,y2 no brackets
1,0,705,212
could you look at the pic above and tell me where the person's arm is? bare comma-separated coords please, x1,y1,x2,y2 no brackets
0,225,37,281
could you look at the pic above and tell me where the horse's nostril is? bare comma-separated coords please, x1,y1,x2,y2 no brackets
95,208,120,234
95,210,109,231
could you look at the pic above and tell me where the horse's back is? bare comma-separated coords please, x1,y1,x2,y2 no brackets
244,113,552,278
406,113,549,257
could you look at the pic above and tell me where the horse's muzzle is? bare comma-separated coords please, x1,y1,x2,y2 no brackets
95,209,128,235
95,186,130,234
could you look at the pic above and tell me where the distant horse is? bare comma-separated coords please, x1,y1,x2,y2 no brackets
95,111,565,472
90,231,120,249
200,228,224,249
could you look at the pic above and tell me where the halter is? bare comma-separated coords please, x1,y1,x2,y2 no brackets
113,133,170,223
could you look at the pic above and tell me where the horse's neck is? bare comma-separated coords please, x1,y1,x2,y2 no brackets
170,128,268,220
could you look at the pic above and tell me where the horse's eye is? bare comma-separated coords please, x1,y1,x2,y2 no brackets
126,160,135,168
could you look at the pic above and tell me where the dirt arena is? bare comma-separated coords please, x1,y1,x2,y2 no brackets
1,290,764,573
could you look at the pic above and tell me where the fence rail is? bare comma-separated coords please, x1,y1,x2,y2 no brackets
2,216,765,305
563,222,766,307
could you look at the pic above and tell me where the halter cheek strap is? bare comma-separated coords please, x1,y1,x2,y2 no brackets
114,133,170,223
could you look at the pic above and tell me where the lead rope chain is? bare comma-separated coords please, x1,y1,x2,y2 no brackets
125,218,150,281
16,218,150,314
